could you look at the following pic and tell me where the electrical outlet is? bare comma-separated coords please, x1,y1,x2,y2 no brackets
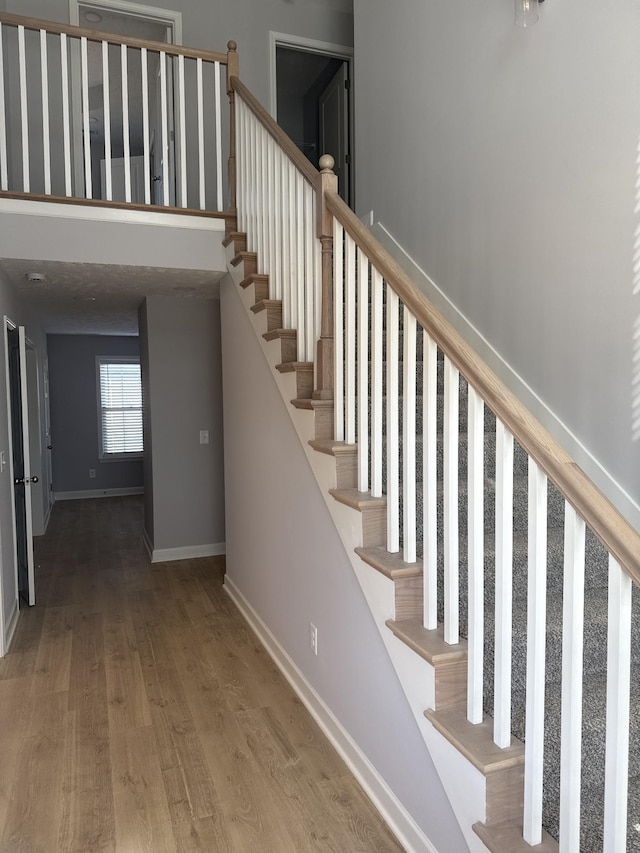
199,430,209,445
89,468,96,479
310,623,318,656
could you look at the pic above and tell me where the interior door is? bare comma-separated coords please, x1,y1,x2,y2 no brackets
7,326,36,607
319,62,350,205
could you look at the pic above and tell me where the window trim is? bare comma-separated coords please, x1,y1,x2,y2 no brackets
96,356,143,461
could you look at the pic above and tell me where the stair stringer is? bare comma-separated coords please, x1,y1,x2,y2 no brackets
225,243,492,853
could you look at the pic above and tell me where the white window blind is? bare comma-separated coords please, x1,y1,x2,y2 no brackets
97,358,143,458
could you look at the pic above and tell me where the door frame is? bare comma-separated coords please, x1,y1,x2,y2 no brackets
3,317,21,637
269,33,354,204
68,0,183,199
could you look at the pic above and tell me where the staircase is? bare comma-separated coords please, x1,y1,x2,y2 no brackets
225,76,640,853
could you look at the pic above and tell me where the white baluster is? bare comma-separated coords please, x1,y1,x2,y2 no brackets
403,309,417,563
603,556,632,853
236,98,244,230
18,25,29,192
559,503,585,853
121,44,131,203
467,385,484,723
304,180,315,364
60,34,71,196
370,269,383,498
423,333,438,629
357,249,370,492
81,36,91,198
102,41,112,201
345,233,356,445
334,219,345,443
278,150,289,313
295,172,305,357
523,457,548,845
287,161,298,336
160,51,169,206
40,30,51,195
271,140,282,301
313,193,322,356
494,419,514,747
0,24,8,191
196,57,205,210
443,356,459,644
386,286,400,553
141,48,150,205
177,53,186,208
214,60,223,211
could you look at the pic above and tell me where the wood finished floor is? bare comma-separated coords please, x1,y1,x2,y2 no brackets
0,496,404,852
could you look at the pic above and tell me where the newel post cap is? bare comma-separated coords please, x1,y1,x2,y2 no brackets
319,154,335,174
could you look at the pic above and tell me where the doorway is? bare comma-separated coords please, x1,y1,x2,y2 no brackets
271,34,353,206
68,0,183,202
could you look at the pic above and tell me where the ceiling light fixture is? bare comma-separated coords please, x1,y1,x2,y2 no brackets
83,10,103,24
26,272,46,283
515,0,545,27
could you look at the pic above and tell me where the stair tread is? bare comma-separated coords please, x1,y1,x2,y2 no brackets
309,439,357,457
251,298,281,315
263,328,296,341
357,546,422,579
329,488,386,510
386,617,466,662
276,361,313,373
473,820,558,852
425,707,525,774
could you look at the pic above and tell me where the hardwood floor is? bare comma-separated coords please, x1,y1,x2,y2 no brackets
0,497,404,852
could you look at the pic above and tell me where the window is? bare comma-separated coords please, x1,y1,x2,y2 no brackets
97,357,143,459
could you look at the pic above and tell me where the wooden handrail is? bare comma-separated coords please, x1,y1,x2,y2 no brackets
230,77,320,187
325,189,640,588
0,11,228,64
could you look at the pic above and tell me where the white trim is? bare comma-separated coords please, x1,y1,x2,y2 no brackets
54,486,144,501
224,576,439,853
69,0,183,43
372,222,640,533
3,600,19,656
268,31,353,120
0,198,226,232
150,541,226,563
3,315,19,648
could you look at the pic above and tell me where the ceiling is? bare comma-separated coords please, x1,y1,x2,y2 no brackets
0,259,224,336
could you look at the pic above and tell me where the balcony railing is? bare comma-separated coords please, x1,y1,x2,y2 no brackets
0,12,236,214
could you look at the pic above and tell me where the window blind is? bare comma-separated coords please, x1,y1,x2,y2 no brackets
98,360,143,456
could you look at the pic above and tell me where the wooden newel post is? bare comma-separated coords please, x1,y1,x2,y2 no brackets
226,40,239,233
314,154,338,400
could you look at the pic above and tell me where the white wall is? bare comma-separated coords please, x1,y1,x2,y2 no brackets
353,0,640,519
139,294,225,558
220,275,468,853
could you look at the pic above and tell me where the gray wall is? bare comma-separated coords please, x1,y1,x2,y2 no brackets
353,0,640,518
220,275,468,852
139,295,225,554
47,334,143,495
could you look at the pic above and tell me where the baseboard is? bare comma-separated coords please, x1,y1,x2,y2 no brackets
42,501,52,534
3,600,19,656
142,528,153,561
224,576,440,853
53,486,144,501
372,221,640,533
150,541,226,563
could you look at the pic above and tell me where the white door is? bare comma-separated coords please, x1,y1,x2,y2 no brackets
319,63,350,205
7,326,36,606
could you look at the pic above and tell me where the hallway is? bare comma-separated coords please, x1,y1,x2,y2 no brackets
0,497,403,852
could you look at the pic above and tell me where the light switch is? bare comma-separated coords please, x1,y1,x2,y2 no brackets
199,430,209,445
0,451,5,473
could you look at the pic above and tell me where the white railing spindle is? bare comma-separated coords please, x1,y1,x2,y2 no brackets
177,53,187,207
141,47,150,205
294,171,305,358
603,556,632,853
403,309,417,563
357,249,370,492
559,503,585,853
304,179,315,365
160,51,169,206
523,458,548,845
334,219,345,443
40,30,51,195
214,60,223,211
494,420,514,747
345,233,356,445
18,25,30,192
121,44,131,203
102,40,112,201
386,287,400,553
271,139,282,302
423,333,438,629
81,36,91,198
0,24,8,191
443,356,459,644
196,57,205,209
467,384,484,723
60,33,71,196
371,270,383,498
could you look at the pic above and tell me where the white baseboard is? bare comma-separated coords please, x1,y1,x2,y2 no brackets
224,576,440,853
372,221,640,533
53,487,144,501
143,528,153,561
42,501,52,534
150,541,226,563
